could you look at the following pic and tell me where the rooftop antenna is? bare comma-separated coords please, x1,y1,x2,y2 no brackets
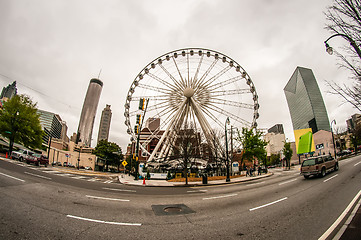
98,69,102,79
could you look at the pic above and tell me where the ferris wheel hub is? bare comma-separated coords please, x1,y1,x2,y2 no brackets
183,87,195,98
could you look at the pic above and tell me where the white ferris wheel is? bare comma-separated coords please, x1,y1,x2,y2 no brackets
124,48,259,162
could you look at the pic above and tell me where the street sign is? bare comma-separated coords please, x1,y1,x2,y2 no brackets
122,160,128,167
316,143,324,150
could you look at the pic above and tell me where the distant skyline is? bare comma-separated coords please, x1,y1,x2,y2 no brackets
0,0,358,150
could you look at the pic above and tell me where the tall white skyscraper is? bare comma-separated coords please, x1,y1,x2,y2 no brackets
76,78,103,147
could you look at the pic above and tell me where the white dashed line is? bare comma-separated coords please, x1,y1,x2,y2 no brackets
323,174,338,183
0,172,25,182
354,161,361,166
279,178,298,185
67,215,141,226
103,187,136,193
86,195,130,202
249,197,288,211
203,193,237,200
246,181,265,186
24,172,52,180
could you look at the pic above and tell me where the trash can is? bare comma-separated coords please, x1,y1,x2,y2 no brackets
202,174,208,184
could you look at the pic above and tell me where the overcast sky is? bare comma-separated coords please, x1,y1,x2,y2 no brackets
0,0,357,150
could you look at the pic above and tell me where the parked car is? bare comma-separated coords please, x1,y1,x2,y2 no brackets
33,154,49,166
300,155,338,179
336,149,352,156
85,166,92,170
63,162,69,167
52,161,62,166
68,163,75,168
11,149,33,162
23,151,38,165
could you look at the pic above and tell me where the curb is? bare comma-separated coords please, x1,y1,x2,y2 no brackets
118,173,273,187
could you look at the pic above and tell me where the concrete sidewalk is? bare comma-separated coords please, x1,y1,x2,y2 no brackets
118,172,273,187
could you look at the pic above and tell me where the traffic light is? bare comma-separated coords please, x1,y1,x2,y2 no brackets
134,125,139,134
136,114,142,124
139,98,145,110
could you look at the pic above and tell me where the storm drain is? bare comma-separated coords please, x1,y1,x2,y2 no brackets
152,204,195,216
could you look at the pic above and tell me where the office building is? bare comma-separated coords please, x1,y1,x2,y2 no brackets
37,109,63,145
268,124,284,134
76,78,103,147
284,67,330,133
346,113,361,132
0,81,17,99
97,104,112,143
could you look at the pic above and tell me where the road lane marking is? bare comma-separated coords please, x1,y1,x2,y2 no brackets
87,178,98,182
0,172,25,182
86,195,130,202
56,173,73,177
246,181,265,186
24,172,52,180
354,161,361,166
103,187,136,193
319,190,361,240
104,180,113,183
202,193,237,200
323,174,339,183
249,197,288,211
294,173,300,176
71,176,88,179
279,178,298,185
67,215,141,226
42,170,60,173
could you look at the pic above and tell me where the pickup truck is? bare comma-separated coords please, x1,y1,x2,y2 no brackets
301,155,339,179
11,149,34,162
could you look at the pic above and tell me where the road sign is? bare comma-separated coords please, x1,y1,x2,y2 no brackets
122,160,128,167
316,143,324,150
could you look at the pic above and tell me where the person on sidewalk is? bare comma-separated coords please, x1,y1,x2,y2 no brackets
258,165,261,175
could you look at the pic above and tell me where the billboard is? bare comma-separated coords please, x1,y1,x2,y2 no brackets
294,128,315,154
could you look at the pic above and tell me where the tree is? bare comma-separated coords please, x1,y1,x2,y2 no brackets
350,123,361,152
93,140,123,171
236,127,267,166
324,0,361,110
0,94,43,154
168,122,202,185
282,141,293,170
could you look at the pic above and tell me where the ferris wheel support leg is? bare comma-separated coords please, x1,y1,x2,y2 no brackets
147,100,187,162
157,101,189,161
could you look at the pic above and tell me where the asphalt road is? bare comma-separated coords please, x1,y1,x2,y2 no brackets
0,155,360,239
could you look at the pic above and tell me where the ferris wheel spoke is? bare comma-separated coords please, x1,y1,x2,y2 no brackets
208,98,254,110
191,54,204,88
147,72,180,92
198,105,224,128
172,57,187,87
206,75,243,91
196,65,232,90
138,83,172,95
159,64,184,90
210,89,251,97
206,103,252,127
193,58,218,89
131,95,169,101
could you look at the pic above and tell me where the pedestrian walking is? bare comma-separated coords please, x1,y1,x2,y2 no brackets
258,165,261,175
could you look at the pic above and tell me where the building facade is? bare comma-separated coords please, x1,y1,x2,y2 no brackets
97,104,112,143
76,78,103,147
37,109,63,145
284,66,330,133
0,81,17,99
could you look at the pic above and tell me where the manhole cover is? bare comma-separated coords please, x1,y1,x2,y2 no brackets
152,204,195,216
164,207,182,213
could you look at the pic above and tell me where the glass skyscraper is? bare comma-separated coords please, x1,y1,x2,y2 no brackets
284,66,330,133
76,78,103,147
97,104,112,143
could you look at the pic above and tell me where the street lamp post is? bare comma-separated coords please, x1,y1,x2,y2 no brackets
324,33,361,60
331,119,337,159
225,117,230,182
